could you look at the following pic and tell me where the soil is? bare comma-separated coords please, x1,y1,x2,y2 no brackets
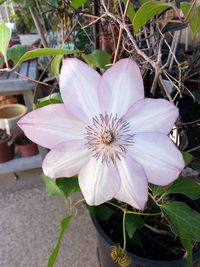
0,129,9,142
15,135,32,146
98,212,183,261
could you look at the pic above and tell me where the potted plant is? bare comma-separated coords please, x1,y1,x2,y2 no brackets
1,0,200,266
0,128,14,163
15,133,38,157
17,55,200,267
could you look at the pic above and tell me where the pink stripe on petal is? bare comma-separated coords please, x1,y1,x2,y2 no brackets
129,133,185,186
124,98,179,134
101,58,144,117
18,104,85,149
79,157,120,206
42,140,90,178
60,58,101,123
115,157,148,210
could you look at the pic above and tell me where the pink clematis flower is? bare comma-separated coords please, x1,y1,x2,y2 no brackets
18,58,184,210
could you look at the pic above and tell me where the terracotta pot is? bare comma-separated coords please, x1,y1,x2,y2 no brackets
0,96,18,106
0,133,14,163
15,134,38,157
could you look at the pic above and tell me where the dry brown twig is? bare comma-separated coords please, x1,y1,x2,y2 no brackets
100,0,166,96
99,0,190,101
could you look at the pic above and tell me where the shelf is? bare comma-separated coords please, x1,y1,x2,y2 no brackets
0,153,43,173
0,60,48,174
0,146,48,174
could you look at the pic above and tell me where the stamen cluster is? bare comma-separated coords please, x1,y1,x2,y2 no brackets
85,113,134,163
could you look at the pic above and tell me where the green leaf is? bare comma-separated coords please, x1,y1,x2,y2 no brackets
133,1,171,33
47,215,74,267
162,178,200,200
36,93,63,109
37,93,63,103
123,0,135,23
40,173,63,196
36,99,63,109
82,49,111,69
182,151,193,166
180,238,193,264
71,0,88,9
0,22,11,59
161,201,200,241
151,184,165,197
16,48,79,66
125,213,144,239
56,177,80,198
95,206,115,221
0,56,5,65
181,3,200,39
51,55,63,75
7,45,28,65
22,0,35,7
130,231,143,248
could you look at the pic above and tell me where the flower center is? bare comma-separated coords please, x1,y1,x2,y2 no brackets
85,113,134,164
101,130,115,145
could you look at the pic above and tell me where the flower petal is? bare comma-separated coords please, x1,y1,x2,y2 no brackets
129,133,185,186
115,157,148,210
18,104,85,149
60,58,101,123
42,140,90,178
125,98,179,134
79,157,120,206
98,58,144,116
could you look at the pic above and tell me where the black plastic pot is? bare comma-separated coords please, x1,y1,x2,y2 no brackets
91,216,200,267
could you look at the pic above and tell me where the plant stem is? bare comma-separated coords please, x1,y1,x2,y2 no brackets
157,194,166,203
106,201,125,212
126,211,161,216
113,0,131,63
144,223,168,235
148,192,155,201
29,6,49,48
106,201,161,216
74,198,85,207
122,211,127,250
149,192,162,207
185,0,198,22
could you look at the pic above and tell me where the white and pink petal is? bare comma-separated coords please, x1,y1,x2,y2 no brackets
98,58,144,116
18,104,85,149
79,157,121,206
60,58,101,123
128,133,185,186
115,157,148,210
42,140,90,178
125,98,179,134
